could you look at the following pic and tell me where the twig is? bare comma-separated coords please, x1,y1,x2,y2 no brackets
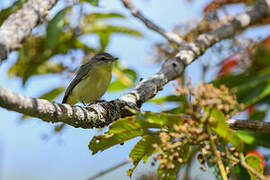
228,119,270,133
240,153,268,180
87,160,130,180
0,0,269,129
206,125,228,180
121,0,183,45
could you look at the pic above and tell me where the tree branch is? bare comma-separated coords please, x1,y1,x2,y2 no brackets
0,0,58,62
228,119,270,133
0,0,269,129
121,0,183,45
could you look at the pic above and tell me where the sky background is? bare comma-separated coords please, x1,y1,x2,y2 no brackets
0,0,269,180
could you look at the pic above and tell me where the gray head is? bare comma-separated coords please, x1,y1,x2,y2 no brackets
91,52,118,63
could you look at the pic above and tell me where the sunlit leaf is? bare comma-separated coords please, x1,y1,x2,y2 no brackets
128,135,161,176
210,109,243,151
107,80,129,91
88,117,145,154
84,24,143,37
149,95,187,104
46,8,67,48
0,0,27,25
245,154,263,180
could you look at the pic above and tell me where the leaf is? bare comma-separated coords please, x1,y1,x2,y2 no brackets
83,12,125,23
88,117,145,154
248,110,266,121
236,130,270,148
84,24,143,37
149,95,187,104
81,0,99,6
107,80,129,91
39,87,65,100
128,135,161,176
210,109,243,151
46,8,67,48
8,31,92,85
122,69,137,82
135,111,183,129
0,0,27,26
245,154,263,180
97,32,110,51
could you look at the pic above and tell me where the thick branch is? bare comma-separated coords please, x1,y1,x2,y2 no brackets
228,119,270,133
121,0,183,45
0,0,57,62
0,0,269,129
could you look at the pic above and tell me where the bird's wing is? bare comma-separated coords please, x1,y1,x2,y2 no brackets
62,62,92,104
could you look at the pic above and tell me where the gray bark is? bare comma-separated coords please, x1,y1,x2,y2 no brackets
0,0,269,132
0,0,57,62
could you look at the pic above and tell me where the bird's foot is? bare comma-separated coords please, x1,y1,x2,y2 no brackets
86,100,106,106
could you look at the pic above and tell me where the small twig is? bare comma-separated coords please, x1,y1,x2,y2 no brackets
87,160,130,180
121,0,183,45
240,153,268,180
206,125,228,180
228,119,270,133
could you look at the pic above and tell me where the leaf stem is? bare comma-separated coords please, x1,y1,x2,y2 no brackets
206,125,228,180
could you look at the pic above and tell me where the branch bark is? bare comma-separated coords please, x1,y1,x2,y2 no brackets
0,0,57,62
228,119,270,133
0,0,269,129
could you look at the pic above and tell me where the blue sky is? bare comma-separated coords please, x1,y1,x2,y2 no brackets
2,0,268,179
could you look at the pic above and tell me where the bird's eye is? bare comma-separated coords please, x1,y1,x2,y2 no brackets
98,55,109,61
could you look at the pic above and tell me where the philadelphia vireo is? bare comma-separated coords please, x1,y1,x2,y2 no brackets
62,52,118,105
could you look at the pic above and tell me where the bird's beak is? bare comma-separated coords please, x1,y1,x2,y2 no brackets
113,57,118,61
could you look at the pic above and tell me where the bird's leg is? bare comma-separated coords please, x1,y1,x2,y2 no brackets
86,100,106,106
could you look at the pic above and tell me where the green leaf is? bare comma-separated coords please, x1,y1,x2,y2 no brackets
107,80,129,91
84,24,143,37
46,8,67,48
236,130,270,148
245,154,263,180
122,69,137,82
39,87,65,100
83,12,125,23
149,95,187,104
128,135,161,176
81,0,99,6
210,109,243,151
88,117,145,154
135,111,183,129
97,32,110,51
0,0,27,26
248,110,266,121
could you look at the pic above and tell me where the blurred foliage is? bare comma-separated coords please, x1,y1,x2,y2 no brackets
0,0,27,26
1,0,270,179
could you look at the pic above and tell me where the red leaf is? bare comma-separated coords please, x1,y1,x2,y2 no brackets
218,52,243,77
264,36,270,49
247,149,265,169
247,105,255,115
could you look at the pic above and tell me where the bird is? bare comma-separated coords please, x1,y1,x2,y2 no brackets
62,52,118,105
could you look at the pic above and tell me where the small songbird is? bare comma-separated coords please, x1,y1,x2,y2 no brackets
62,52,118,105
